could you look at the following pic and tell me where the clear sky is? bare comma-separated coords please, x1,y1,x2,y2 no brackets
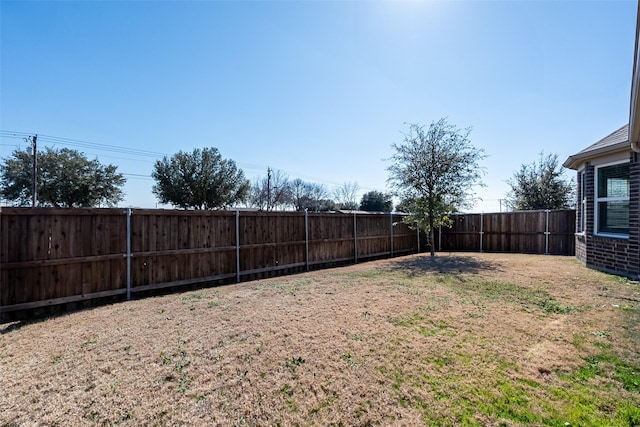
1,0,637,212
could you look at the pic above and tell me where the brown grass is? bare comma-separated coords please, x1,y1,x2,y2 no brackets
1,252,639,426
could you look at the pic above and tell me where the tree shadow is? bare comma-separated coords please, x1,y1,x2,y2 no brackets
0,319,39,335
386,253,501,275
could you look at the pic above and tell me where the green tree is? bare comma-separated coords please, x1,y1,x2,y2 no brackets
394,198,412,213
505,152,574,211
387,119,486,256
359,190,393,212
152,147,249,209
1,146,125,207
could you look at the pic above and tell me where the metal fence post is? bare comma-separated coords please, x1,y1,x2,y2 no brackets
353,212,358,263
544,209,550,255
305,209,309,272
389,213,394,257
479,212,484,253
236,210,240,282
126,208,132,301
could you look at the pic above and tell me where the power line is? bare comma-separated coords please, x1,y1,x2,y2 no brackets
0,130,386,193
122,173,153,180
0,130,167,158
78,152,157,165
38,134,166,157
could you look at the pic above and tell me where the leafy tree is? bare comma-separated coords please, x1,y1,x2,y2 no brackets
394,198,412,213
359,190,393,212
387,119,486,256
152,147,249,209
313,198,337,212
334,181,360,210
1,146,125,207
505,152,574,211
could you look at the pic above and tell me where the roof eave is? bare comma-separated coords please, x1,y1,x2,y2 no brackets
563,141,630,170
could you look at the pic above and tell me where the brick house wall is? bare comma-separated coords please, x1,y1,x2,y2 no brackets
575,152,640,278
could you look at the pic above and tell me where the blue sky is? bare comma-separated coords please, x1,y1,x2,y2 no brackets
1,0,637,212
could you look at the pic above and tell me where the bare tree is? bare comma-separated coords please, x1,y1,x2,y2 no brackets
334,181,360,210
249,168,293,211
289,179,335,211
309,182,333,211
290,178,312,211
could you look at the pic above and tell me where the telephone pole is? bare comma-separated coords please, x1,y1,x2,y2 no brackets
267,167,272,211
31,135,37,207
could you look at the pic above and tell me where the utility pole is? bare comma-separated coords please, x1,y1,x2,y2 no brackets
267,167,272,211
31,135,37,207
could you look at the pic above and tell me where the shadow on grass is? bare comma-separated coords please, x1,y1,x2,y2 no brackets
0,319,41,335
387,253,501,275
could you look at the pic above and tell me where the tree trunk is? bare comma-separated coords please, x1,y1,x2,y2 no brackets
429,228,435,257
428,194,436,257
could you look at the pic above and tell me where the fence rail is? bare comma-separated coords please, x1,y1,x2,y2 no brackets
1,208,419,322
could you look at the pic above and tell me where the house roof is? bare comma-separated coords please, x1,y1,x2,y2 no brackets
577,124,629,153
563,124,630,170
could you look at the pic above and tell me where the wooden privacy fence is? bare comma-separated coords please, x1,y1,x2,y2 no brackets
0,208,419,322
434,210,576,256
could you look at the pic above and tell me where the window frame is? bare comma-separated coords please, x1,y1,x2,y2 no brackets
577,169,586,234
594,160,630,238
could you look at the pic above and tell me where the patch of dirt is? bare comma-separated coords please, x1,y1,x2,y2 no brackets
0,252,638,425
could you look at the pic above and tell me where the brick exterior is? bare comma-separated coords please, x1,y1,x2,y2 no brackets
575,152,640,278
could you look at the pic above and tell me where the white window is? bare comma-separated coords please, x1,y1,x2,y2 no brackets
595,162,629,237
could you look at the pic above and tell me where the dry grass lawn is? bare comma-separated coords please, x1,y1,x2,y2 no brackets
1,252,639,426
